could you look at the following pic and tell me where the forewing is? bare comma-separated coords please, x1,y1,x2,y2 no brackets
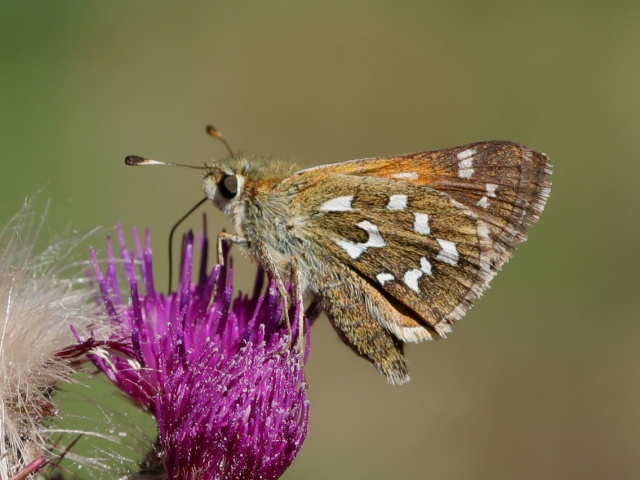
292,141,551,269
283,141,551,335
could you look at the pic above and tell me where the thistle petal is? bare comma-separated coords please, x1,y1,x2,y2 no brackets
88,222,309,479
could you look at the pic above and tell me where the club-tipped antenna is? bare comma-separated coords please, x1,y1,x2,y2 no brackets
124,155,208,169
124,155,209,291
126,124,231,291
206,124,235,157
167,196,209,292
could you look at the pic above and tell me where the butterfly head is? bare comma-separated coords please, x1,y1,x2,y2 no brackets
202,155,293,214
202,158,246,212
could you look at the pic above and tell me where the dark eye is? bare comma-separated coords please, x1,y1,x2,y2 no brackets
218,174,238,199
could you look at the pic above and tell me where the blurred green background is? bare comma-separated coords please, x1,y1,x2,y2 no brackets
2,1,639,479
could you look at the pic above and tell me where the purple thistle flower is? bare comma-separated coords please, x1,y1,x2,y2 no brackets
85,224,309,480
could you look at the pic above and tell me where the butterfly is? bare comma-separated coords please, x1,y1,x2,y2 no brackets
126,130,552,384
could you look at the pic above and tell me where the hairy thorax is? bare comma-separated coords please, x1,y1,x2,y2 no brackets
231,179,314,288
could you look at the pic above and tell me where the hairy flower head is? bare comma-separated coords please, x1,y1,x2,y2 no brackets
0,200,94,478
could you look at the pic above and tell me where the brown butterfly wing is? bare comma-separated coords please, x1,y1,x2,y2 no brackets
285,141,551,337
275,141,550,383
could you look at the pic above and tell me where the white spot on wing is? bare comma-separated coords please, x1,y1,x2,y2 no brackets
391,172,419,180
404,269,423,293
476,184,498,209
336,240,365,259
420,257,432,275
458,158,474,179
413,213,430,235
376,272,394,285
335,220,386,259
436,239,459,265
319,195,354,212
457,148,476,160
387,194,408,211
358,221,385,247
477,196,489,208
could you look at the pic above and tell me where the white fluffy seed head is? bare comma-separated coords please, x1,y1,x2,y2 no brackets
0,199,95,478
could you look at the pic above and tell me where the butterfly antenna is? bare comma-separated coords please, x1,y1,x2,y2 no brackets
168,196,208,292
124,155,211,292
125,155,208,169
206,124,235,157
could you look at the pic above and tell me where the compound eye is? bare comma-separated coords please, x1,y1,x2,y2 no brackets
218,174,238,199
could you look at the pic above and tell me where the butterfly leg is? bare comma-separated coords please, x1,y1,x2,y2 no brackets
291,258,307,356
216,231,247,265
217,232,294,339
254,241,292,337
